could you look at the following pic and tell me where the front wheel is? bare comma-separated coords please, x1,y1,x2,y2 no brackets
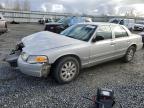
52,57,80,84
123,46,136,62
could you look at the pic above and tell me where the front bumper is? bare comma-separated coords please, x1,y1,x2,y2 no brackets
4,42,24,67
4,51,21,67
18,57,51,77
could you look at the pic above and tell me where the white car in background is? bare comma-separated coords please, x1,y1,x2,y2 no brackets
0,14,7,33
109,18,135,31
134,23,144,31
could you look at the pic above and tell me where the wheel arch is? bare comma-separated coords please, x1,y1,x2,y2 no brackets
130,44,137,51
52,54,82,68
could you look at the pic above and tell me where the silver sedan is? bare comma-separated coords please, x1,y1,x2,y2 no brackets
5,22,143,84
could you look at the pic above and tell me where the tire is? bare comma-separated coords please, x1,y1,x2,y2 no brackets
123,46,136,62
52,57,80,84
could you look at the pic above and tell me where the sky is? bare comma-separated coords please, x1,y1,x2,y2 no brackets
1,0,144,16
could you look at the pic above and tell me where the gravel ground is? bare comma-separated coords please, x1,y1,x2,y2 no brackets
0,24,144,108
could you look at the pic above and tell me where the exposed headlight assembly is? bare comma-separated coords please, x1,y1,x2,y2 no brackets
21,52,48,64
21,52,29,61
27,55,48,64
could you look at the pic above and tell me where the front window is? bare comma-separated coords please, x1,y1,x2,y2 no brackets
60,24,97,41
96,25,112,40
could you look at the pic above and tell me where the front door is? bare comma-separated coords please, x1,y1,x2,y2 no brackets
90,25,115,65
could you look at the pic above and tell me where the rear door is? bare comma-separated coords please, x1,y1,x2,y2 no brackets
111,25,130,56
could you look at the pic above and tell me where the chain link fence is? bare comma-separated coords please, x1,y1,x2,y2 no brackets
0,9,144,23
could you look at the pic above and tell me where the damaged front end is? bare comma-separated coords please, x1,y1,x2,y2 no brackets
4,42,24,67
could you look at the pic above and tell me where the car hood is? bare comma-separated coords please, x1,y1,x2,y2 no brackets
22,31,84,53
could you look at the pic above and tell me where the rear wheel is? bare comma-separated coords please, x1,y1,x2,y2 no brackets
52,57,80,84
123,46,136,62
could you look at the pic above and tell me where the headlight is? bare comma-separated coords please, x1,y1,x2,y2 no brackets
21,52,48,64
27,55,48,64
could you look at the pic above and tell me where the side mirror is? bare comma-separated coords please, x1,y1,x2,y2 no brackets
0,17,1,20
92,36,104,42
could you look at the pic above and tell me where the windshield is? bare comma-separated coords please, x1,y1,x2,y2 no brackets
57,18,65,23
60,24,97,41
57,17,70,24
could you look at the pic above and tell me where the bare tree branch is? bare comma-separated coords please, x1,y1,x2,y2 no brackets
13,0,21,11
22,0,31,11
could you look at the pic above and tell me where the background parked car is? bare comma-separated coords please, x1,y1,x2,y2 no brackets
44,16,92,33
0,14,7,33
138,32,144,44
134,23,144,31
109,18,135,31
38,17,54,24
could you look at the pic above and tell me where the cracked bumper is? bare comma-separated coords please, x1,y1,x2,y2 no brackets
18,57,51,77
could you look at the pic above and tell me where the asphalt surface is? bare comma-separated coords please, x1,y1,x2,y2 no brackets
0,24,144,108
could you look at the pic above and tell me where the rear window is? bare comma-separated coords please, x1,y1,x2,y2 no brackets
112,25,128,38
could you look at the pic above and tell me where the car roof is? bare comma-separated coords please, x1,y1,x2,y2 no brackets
79,22,119,26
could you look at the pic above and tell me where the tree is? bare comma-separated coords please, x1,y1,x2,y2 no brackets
125,8,136,17
23,0,31,11
0,4,3,9
4,0,10,10
13,0,21,11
